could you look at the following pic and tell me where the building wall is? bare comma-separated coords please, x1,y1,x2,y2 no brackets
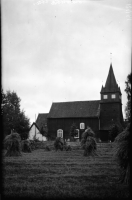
48,117,99,140
100,102,123,129
29,125,47,141
99,130,109,141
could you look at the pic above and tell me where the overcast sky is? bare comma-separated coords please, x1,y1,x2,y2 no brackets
2,0,131,124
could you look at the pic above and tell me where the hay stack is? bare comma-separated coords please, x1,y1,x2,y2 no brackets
4,132,22,157
45,145,51,151
65,145,72,151
64,143,72,151
21,140,32,153
81,127,97,157
114,124,130,184
54,137,64,151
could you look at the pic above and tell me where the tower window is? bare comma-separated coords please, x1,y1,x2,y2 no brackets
111,94,116,99
103,95,108,99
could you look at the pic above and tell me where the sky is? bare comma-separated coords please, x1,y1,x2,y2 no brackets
2,0,131,124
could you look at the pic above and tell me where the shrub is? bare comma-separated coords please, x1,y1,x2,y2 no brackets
4,132,22,157
114,124,130,184
81,127,97,157
54,137,64,151
21,140,31,153
109,123,123,142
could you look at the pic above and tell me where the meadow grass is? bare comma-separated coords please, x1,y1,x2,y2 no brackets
2,143,129,199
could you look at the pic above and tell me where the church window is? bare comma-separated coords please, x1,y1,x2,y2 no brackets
103,95,108,99
111,94,116,99
80,123,85,129
74,129,79,138
57,129,63,138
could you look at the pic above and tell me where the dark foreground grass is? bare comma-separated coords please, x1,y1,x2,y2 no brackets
2,143,130,199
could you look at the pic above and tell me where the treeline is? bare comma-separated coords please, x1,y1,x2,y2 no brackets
2,89,30,139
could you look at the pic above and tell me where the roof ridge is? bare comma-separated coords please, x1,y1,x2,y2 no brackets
53,100,100,104
38,113,48,115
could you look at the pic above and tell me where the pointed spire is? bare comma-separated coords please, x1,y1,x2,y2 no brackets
100,85,104,93
104,63,119,91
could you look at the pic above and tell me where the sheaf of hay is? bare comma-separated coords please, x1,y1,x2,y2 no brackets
4,132,22,157
81,127,97,157
64,144,72,151
54,137,64,151
21,140,32,153
113,124,130,184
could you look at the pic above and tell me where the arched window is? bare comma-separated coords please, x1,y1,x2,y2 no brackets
80,123,85,129
57,129,63,138
74,129,79,138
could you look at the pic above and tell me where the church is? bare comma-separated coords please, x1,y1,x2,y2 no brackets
36,63,123,141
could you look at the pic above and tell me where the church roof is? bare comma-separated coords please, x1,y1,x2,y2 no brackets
101,64,121,93
48,100,100,118
36,113,48,130
29,122,40,131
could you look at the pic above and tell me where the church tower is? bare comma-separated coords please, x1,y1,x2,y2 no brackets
99,63,123,141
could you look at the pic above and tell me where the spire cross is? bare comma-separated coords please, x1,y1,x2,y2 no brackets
110,53,112,63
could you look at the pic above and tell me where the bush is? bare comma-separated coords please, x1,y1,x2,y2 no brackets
4,132,22,157
54,137,64,151
81,127,97,157
109,123,123,142
114,124,130,184
21,140,31,153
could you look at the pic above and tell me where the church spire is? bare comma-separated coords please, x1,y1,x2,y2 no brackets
104,63,118,91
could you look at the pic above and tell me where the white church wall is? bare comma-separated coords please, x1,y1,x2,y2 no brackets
28,124,47,141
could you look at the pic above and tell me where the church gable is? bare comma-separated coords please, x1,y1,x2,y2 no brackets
48,100,100,118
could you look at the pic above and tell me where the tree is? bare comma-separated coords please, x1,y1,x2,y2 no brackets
2,89,30,139
114,124,130,184
125,73,131,123
69,122,78,139
16,110,30,140
109,123,123,142
113,73,131,185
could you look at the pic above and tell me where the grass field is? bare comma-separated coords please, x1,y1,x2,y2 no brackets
2,142,129,199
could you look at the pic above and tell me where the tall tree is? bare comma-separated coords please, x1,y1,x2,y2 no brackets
109,123,123,142
113,73,131,184
2,89,30,139
125,73,131,123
